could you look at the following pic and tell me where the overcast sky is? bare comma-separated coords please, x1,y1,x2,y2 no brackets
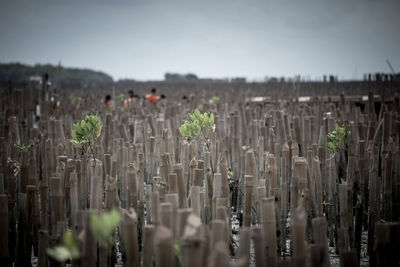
0,0,399,81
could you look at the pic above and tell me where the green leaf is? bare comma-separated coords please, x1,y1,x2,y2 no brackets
194,108,201,119
47,230,80,262
47,246,72,262
89,209,121,248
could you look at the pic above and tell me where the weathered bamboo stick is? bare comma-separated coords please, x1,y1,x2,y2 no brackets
120,208,139,267
291,207,306,267
174,163,188,208
0,195,8,264
252,226,265,267
261,196,278,267
237,227,251,266
154,225,175,267
142,225,155,267
181,213,205,267
311,217,329,267
244,175,253,227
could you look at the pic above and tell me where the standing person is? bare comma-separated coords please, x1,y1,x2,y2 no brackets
145,88,160,105
104,94,112,109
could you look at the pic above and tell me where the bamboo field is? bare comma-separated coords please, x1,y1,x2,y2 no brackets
0,78,399,267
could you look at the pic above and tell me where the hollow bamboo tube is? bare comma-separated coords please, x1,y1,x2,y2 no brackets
50,176,65,235
165,193,179,240
190,185,201,217
178,208,193,239
211,219,227,248
70,171,79,228
261,197,277,267
120,208,139,267
88,159,103,209
143,225,155,267
193,168,203,187
0,195,8,260
174,164,188,208
128,167,137,210
291,207,306,267
150,191,160,225
39,181,48,231
154,225,175,267
313,157,323,217
212,173,222,219
311,217,329,267
209,241,230,267
168,173,178,193
244,175,253,227
252,227,265,267
181,213,205,267
237,227,251,266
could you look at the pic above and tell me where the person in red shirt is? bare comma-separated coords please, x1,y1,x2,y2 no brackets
146,88,160,105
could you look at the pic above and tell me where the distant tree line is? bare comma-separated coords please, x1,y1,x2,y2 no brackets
0,62,113,86
165,72,198,81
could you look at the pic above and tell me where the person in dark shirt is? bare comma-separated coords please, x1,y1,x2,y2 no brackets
105,94,112,109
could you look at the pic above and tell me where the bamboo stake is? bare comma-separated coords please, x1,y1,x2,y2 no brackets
154,225,175,267
261,197,277,267
252,227,265,267
143,225,155,267
311,217,329,267
0,195,8,264
291,207,306,267
120,208,139,267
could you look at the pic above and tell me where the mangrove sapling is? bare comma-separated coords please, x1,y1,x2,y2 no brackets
179,108,216,173
209,96,220,104
47,209,121,262
69,95,82,106
7,157,20,177
14,140,27,153
118,93,127,111
6,141,27,177
326,123,351,188
70,114,102,162
326,123,350,154
89,208,121,251
47,229,80,262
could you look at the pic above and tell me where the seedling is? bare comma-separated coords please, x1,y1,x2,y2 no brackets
179,108,215,139
179,108,215,172
327,123,350,153
69,95,82,105
47,209,121,262
227,168,234,188
174,240,182,264
70,114,102,160
47,229,80,262
7,157,20,177
208,96,220,104
118,94,126,102
14,141,27,152
109,100,115,110
89,208,121,250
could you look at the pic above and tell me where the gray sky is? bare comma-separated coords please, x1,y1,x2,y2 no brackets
1,0,399,81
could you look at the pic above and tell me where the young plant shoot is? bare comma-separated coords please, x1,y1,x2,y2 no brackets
327,123,350,153
71,114,102,160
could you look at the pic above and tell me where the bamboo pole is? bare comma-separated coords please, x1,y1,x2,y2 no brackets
120,208,139,267
252,226,265,267
291,207,306,267
261,196,278,267
154,225,175,267
311,217,329,267
0,195,8,265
